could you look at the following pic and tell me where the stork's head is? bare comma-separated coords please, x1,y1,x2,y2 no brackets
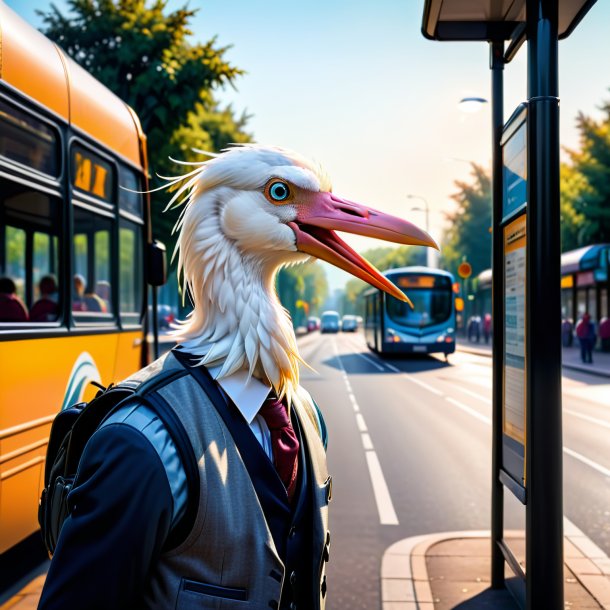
169,144,437,397
171,144,437,303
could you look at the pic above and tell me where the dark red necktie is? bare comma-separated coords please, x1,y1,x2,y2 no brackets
259,396,299,501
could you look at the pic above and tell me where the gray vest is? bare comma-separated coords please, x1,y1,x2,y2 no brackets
126,353,331,610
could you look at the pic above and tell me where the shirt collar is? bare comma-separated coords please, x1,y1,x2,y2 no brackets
207,365,271,424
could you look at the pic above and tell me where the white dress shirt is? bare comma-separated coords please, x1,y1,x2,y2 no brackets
208,365,274,461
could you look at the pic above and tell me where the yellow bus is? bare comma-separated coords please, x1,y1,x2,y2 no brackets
0,2,164,557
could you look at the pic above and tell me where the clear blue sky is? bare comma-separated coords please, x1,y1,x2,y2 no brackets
7,0,610,289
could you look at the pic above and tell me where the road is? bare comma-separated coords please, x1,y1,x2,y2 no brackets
295,331,610,610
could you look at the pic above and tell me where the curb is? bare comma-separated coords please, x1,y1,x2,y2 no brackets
380,530,489,610
456,345,610,379
381,526,610,610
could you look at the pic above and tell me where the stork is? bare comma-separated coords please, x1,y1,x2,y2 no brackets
165,144,437,405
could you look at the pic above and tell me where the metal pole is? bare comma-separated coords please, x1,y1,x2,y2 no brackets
525,1,563,608
489,38,505,590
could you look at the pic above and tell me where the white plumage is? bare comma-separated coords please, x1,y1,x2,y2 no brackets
163,144,437,404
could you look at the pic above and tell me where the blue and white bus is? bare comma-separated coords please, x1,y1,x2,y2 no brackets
363,267,456,357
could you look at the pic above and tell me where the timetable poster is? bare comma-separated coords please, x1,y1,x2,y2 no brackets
503,214,527,446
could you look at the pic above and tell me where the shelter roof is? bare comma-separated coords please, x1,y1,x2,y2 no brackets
422,0,597,42
561,244,610,275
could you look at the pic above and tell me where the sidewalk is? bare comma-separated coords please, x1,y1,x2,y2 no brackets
457,339,610,379
381,526,610,609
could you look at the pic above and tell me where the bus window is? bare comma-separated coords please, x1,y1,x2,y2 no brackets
72,206,113,320
0,181,62,324
386,274,452,328
119,220,143,325
119,165,143,219
71,144,115,205
0,98,60,176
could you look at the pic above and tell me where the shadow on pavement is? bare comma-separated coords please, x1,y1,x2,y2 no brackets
322,353,451,375
449,587,519,610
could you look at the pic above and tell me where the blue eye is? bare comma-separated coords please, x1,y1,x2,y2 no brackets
269,181,290,202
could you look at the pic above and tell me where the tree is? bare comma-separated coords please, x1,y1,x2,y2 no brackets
441,163,492,279
564,103,610,244
277,263,328,326
39,0,251,252
559,162,587,251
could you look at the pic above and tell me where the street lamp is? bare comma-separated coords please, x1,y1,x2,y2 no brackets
458,96,489,113
406,194,431,267
405,194,429,233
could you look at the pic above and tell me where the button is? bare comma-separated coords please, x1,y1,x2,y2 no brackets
290,570,297,586
289,526,297,538
321,575,327,598
289,604,297,610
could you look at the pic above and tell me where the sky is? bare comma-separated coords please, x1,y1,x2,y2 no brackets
7,0,610,291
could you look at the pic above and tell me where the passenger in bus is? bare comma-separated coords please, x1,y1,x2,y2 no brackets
72,274,107,313
30,274,59,322
72,274,87,312
0,276,29,322
95,280,112,312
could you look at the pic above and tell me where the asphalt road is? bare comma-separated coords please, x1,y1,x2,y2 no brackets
296,331,610,610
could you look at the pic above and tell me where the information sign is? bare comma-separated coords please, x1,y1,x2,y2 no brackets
502,214,527,488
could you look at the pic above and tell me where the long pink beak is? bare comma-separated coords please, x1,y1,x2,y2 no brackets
288,191,438,304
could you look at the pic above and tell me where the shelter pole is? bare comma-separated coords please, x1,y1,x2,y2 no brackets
525,0,563,608
489,38,505,590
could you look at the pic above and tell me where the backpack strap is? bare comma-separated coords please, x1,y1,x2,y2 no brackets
139,388,201,551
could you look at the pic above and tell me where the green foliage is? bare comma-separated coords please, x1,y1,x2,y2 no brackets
440,163,492,279
277,262,329,326
39,0,251,257
564,104,610,244
559,162,587,251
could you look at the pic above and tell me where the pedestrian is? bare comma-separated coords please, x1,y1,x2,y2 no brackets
483,313,492,344
576,312,596,364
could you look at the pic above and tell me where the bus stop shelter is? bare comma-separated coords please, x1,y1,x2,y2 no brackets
422,1,598,608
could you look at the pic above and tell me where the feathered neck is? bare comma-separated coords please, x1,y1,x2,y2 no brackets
173,190,302,403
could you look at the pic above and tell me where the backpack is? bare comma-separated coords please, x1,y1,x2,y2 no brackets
38,365,199,558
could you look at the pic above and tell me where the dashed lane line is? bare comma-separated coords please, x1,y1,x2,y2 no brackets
333,339,399,526
346,340,610,482
365,451,400,526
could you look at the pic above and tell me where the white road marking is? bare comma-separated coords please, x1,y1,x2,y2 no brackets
400,373,445,396
353,351,387,372
563,447,610,478
444,383,491,404
333,339,399,526
363,351,446,396
362,433,374,450
366,450,400,525
564,408,610,430
356,413,368,432
445,397,492,425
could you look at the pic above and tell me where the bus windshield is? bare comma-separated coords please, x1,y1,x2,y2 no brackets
385,273,452,328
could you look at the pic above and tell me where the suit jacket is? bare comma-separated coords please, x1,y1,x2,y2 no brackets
124,351,332,610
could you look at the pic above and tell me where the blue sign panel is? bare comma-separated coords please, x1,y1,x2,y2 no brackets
501,105,527,221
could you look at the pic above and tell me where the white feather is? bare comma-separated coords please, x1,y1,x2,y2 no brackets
166,144,332,398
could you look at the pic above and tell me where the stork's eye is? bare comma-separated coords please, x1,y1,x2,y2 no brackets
264,180,292,204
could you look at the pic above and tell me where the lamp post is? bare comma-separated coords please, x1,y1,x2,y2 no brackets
406,194,431,267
